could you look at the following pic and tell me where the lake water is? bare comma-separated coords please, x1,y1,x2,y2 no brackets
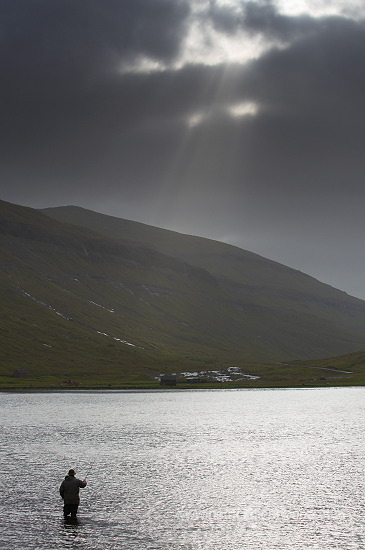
0,388,363,550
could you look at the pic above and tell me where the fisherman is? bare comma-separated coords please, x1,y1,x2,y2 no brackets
59,469,87,518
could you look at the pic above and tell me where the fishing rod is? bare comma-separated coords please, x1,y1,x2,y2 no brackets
82,460,97,481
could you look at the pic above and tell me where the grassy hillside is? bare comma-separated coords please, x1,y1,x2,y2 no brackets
287,349,365,386
1,199,365,388
1,201,247,384
43,206,365,358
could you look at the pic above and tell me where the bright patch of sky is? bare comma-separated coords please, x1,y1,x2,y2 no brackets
228,101,259,117
119,56,165,75
276,0,365,17
216,0,365,17
187,111,206,128
121,0,364,73
186,101,259,128
181,21,269,66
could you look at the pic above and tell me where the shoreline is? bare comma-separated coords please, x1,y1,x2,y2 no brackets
1,382,363,392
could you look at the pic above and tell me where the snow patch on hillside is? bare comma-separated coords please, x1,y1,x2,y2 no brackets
96,330,136,347
19,288,71,320
89,300,115,313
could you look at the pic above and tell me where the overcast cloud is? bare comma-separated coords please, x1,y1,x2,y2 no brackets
1,0,365,298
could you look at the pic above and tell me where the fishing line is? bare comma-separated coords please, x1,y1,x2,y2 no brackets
82,460,97,480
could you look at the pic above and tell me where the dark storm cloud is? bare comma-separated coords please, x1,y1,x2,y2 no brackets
1,0,190,84
1,0,365,200
237,16,365,198
208,0,322,42
0,0,191,196
242,0,316,41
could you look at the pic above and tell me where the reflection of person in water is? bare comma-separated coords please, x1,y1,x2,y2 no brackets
59,469,87,518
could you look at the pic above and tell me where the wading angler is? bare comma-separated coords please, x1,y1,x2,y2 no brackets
59,469,87,518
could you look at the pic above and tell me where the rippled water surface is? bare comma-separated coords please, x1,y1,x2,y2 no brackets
0,388,363,549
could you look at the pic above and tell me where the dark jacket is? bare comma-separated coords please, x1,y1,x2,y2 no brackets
59,475,87,504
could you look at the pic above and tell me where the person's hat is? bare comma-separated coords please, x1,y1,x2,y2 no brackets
68,469,75,476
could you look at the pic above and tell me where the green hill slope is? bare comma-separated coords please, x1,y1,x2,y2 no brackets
288,349,365,386
1,199,365,388
43,205,365,359
1,201,244,383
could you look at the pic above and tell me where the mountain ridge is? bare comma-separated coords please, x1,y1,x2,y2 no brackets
42,205,356,299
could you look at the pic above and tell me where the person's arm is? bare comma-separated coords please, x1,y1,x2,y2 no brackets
59,483,65,499
79,479,87,488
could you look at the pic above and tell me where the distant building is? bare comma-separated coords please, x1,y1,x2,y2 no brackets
62,379,80,386
160,374,177,386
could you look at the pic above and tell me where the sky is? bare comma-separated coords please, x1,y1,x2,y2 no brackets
1,0,365,298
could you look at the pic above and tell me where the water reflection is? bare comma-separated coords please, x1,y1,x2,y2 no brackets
64,517,79,527
0,388,363,550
